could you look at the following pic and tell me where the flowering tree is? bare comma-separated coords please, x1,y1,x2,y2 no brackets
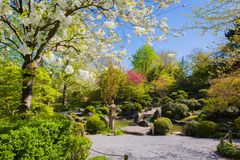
127,70,146,85
0,0,180,112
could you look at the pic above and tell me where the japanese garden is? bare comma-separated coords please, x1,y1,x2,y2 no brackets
0,0,239,160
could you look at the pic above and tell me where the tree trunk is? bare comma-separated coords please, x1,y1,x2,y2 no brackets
62,83,67,109
21,71,34,112
20,55,39,112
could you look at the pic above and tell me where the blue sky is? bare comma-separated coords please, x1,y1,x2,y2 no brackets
121,0,223,69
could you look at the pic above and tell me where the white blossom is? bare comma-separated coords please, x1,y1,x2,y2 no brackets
65,65,74,74
104,21,117,29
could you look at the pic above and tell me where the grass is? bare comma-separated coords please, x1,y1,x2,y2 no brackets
171,124,184,133
115,119,130,130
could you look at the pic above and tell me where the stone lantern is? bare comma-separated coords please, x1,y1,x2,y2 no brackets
108,101,117,131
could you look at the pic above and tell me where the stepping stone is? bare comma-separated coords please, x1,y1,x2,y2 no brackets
122,126,151,135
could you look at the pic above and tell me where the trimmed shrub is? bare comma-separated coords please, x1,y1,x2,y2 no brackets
234,116,240,132
184,121,199,137
162,102,188,120
86,115,108,134
217,141,240,159
84,105,96,115
99,106,110,115
154,117,173,135
197,120,217,138
0,117,91,160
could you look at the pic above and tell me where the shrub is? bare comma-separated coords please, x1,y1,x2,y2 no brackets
86,115,108,134
90,156,109,160
84,105,96,115
234,116,240,131
162,102,188,120
0,117,91,160
217,141,240,159
170,90,188,100
120,101,142,114
160,96,174,105
184,121,199,137
134,102,142,112
178,99,202,111
154,117,173,135
197,120,217,138
99,106,110,115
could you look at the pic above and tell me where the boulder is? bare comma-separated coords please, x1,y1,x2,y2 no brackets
128,122,138,126
122,126,151,135
150,109,161,122
137,120,149,127
65,114,75,121
125,110,138,120
134,113,143,123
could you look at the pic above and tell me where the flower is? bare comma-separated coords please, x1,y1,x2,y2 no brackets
104,21,117,29
65,65,74,74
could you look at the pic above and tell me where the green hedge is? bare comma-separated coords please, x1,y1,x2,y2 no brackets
154,117,173,135
0,116,91,160
197,120,217,138
184,121,199,137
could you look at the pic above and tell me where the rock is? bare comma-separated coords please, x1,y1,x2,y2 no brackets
65,114,75,121
187,112,192,117
129,122,139,126
172,120,185,126
125,110,138,120
75,117,84,122
134,113,142,123
150,109,161,122
171,131,184,136
137,120,149,127
122,126,151,135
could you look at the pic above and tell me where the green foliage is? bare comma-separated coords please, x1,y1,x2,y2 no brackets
160,96,174,105
234,116,240,131
161,102,188,120
86,115,108,134
67,135,91,160
90,156,109,160
0,117,91,160
184,121,199,137
154,117,173,135
208,72,240,109
84,105,96,115
133,103,142,112
119,101,142,114
32,67,61,110
99,63,125,104
114,129,124,136
217,141,240,159
0,62,60,116
170,90,188,100
196,121,217,138
120,84,152,108
0,60,22,116
98,106,110,115
132,44,157,75
177,99,202,111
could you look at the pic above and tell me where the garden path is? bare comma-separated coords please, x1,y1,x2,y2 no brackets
89,135,226,160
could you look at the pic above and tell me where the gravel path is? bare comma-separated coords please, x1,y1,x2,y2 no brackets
89,135,226,160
